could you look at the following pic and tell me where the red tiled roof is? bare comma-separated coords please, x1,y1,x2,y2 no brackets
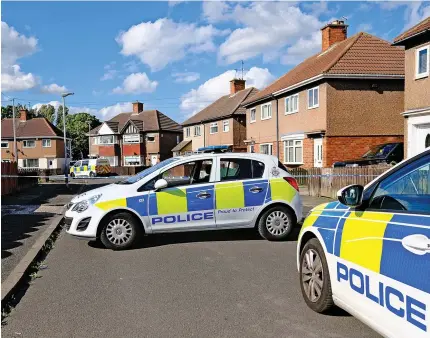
182,87,259,126
393,17,430,44
243,32,404,106
89,110,182,134
1,117,64,139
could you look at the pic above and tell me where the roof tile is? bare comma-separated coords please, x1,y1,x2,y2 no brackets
1,117,64,138
393,17,430,44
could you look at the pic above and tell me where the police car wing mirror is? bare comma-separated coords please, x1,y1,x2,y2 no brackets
154,179,168,191
337,184,364,207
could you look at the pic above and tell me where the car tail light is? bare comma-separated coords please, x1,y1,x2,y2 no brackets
283,177,299,192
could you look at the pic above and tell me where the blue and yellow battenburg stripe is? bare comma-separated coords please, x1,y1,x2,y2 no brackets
70,164,110,174
302,202,430,293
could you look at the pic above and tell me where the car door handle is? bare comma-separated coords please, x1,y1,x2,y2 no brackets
196,192,211,199
401,235,430,255
249,186,263,193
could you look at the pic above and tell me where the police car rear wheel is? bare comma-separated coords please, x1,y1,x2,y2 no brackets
70,172,75,178
258,206,293,241
100,212,139,250
89,171,96,177
300,238,334,313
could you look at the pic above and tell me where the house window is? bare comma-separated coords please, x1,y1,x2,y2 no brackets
185,127,191,138
147,136,155,142
285,94,299,114
123,134,141,144
250,109,256,123
223,120,230,132
98,135,115,144
210,122,218,134
194,125,201,136
308,86,319,109
261,103,272,120
124,156,143,166
23,140,36,148
249,144,255,153
1,141,9,148
416,45,429,79
42,139,51,147
23,158,39,168
100,156,117,166
284,140,303,164
260,143,273,155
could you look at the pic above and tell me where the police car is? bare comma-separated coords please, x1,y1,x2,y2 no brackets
297,149,430,338
65,153,303,250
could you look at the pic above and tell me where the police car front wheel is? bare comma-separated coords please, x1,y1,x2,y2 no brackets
100,212,140,250
258,206,294,241
299,238,334,313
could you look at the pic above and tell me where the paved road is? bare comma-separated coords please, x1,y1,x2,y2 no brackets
2,193,379,338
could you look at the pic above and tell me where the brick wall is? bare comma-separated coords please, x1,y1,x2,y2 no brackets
325,135,404,166
122,143,145,156
99,144,120,157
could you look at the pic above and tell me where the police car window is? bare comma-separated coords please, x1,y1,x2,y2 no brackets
81,160,89,166
74,161,81,167
252,160,265,178
369,154,430,213
220,158,254,181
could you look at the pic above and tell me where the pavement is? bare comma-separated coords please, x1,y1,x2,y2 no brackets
1,183,379,338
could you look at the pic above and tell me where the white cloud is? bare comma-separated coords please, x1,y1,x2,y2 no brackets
112,72,158,94
357,23,373,33
202,1,232,23
168,0,186,7
100,69,117,81
180,67,275,116
216,2,323,65
1,21,39,92
116,18,228,71
377,1,430,30
40,83,68,94
123,60,140,73
281,31,321,65
172,72,200,83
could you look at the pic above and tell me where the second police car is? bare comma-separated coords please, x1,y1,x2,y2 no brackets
65,153,303,250
298,149,430,338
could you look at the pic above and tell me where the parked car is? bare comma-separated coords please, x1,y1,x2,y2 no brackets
297,148,430,338
333,142,404,167
65,153,303,250
69,158,111,178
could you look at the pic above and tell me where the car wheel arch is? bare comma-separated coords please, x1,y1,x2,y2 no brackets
297,228,329,271
97,208,146,238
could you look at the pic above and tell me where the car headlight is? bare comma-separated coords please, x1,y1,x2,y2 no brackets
72,194,102,213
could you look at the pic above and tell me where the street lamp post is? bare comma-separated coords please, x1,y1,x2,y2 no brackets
61,92,74,185
87,121,91,158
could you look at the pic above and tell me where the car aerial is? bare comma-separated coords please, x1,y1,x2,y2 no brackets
297,148,430,338
65,153,303,250
332,142,404,167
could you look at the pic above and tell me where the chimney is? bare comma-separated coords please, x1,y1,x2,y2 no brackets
230,79,246,95
132,101,144,115
19,109,28,122
321,20,348,52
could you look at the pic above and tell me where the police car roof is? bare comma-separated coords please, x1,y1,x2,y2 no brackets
177,152,278,161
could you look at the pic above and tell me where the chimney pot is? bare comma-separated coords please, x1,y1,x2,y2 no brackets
321,20,348,52
19,109,28,122
229,79,246,95
132,101,144,115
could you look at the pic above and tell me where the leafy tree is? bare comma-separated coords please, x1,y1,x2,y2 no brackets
56,105,70,129
65,112,101,159
1,104,36,119
37,104,56,123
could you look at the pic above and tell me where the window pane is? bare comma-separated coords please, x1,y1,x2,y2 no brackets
288,147,294,162
252,160,265,178
268,104,272,117
162,161,196,187
288,140,293,146
419,49,428,74
295,146,303,163
220,158,253,181
314,88,319,106
308,90,313,107
285,98,290,113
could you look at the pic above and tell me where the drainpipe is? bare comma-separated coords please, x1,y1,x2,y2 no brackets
272,94,280,160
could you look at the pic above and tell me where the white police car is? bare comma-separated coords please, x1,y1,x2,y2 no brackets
297,149,430,338
65,153,303,250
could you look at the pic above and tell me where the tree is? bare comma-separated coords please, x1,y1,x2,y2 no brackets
37,104,56,123
65,112,101,159
1,104,36,119
56,105,70,130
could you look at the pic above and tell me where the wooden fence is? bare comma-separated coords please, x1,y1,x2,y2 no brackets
289,165,393,199
1,162,39,195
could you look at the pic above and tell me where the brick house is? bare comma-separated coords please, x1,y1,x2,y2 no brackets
1,108,71,169
393,17,430,158
177,79,258,154
88,101,182,166
243,20,405,168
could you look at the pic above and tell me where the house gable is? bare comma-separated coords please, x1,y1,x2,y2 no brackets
98,123,115,135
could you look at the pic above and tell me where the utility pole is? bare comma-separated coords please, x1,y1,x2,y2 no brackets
61,92,74,185
12,98,18,163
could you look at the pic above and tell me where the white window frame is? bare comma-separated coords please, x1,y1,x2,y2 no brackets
210,122,218,134
416,45,429,79
42,139,51,148
249,144,255,153
185,127,191,138
100,156,117,167
307,86,319,109
123,155,143,166
261,103,272,120
23,158,39,168
23,140,36,148
250,108,256,123
98,135,116,145
260,143,273,155
146,135,156,143
285,94,299,115
194,125,201,137
223,120,230,132
1,141,9,148
283,139,304,165
123,134,142,144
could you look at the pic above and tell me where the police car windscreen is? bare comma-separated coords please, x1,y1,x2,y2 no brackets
117,157,180,184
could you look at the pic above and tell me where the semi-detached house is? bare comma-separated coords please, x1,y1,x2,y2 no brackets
243,20,405,168
174,79,258,155
89,101,182,166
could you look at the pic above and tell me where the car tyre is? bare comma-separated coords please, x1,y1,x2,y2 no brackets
89,171,96,177
257,205,294,241
100,212,141,250
299,238,334,313
70,172,75,178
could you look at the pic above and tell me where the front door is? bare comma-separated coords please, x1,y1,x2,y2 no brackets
148,159,216,232
314,138,323,167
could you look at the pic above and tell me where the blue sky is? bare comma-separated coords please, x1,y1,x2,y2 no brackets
1,1,429,123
